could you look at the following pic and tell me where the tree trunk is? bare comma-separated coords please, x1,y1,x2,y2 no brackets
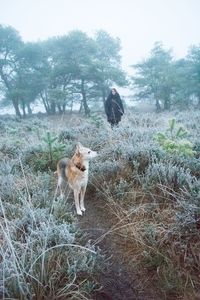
50,101,56,114
164,97,170,110
27,103,32,115
57,104,62,114
79,101,83,113
22,100,26,117
70,97,74,113
0,68,21,117
12,98,22,118
40,92,50,114
62,104,66,113
81,79,90,116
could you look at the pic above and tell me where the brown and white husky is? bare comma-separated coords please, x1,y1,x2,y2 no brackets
56,143,97,216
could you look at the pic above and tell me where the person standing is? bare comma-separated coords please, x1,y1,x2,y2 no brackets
105,88,124,128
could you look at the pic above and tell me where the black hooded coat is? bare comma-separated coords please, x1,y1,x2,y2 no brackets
105,92,124,124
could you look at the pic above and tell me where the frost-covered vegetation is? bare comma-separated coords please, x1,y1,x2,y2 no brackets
0,115,104,299
0,110,200,299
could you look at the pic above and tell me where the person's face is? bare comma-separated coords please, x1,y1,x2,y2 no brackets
112,89,116,95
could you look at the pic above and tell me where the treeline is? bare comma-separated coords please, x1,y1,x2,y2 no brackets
0,25,200,117
132,41,200,111
0,25,127,117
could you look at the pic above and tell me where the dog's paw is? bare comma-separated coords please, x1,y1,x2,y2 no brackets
81,207,86,212
77,210,83,216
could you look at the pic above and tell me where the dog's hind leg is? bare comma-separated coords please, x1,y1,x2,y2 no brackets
58,176,64,198
74,189,82,216
80,186,86,212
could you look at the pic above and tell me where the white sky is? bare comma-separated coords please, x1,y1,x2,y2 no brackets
1,0,200,73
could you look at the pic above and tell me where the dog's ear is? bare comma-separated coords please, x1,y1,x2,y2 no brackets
76,142,82,149
75,142,82,153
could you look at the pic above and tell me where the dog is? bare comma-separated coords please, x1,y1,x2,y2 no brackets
56,142,97,216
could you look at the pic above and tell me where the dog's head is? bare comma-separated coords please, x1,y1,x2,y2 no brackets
76,142,97,160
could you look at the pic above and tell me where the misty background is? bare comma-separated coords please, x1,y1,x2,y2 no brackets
0,0,200,115
1,0,200,68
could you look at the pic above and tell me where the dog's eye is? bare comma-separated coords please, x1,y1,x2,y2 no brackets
88,151,91,154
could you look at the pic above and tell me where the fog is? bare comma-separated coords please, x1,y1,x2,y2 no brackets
1,0,200,71
0,0,200,115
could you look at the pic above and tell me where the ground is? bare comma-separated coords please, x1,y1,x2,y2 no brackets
77,191,161,300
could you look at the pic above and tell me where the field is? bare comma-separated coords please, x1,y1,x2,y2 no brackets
0,109,200,300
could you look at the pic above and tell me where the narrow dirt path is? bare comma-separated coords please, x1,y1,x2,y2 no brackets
77,192,159,300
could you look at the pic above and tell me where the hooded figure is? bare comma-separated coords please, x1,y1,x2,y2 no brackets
105,88,124,127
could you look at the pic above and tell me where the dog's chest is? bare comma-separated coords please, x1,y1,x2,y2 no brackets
67,165,88,187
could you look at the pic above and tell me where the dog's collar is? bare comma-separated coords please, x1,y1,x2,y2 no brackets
74,163,86,172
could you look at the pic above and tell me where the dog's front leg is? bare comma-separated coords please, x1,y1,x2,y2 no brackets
80,186,86,212
74,189,82,216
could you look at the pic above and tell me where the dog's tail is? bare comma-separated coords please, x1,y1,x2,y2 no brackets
57,158,69,179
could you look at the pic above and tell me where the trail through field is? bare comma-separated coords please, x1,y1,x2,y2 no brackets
77,192,160,300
